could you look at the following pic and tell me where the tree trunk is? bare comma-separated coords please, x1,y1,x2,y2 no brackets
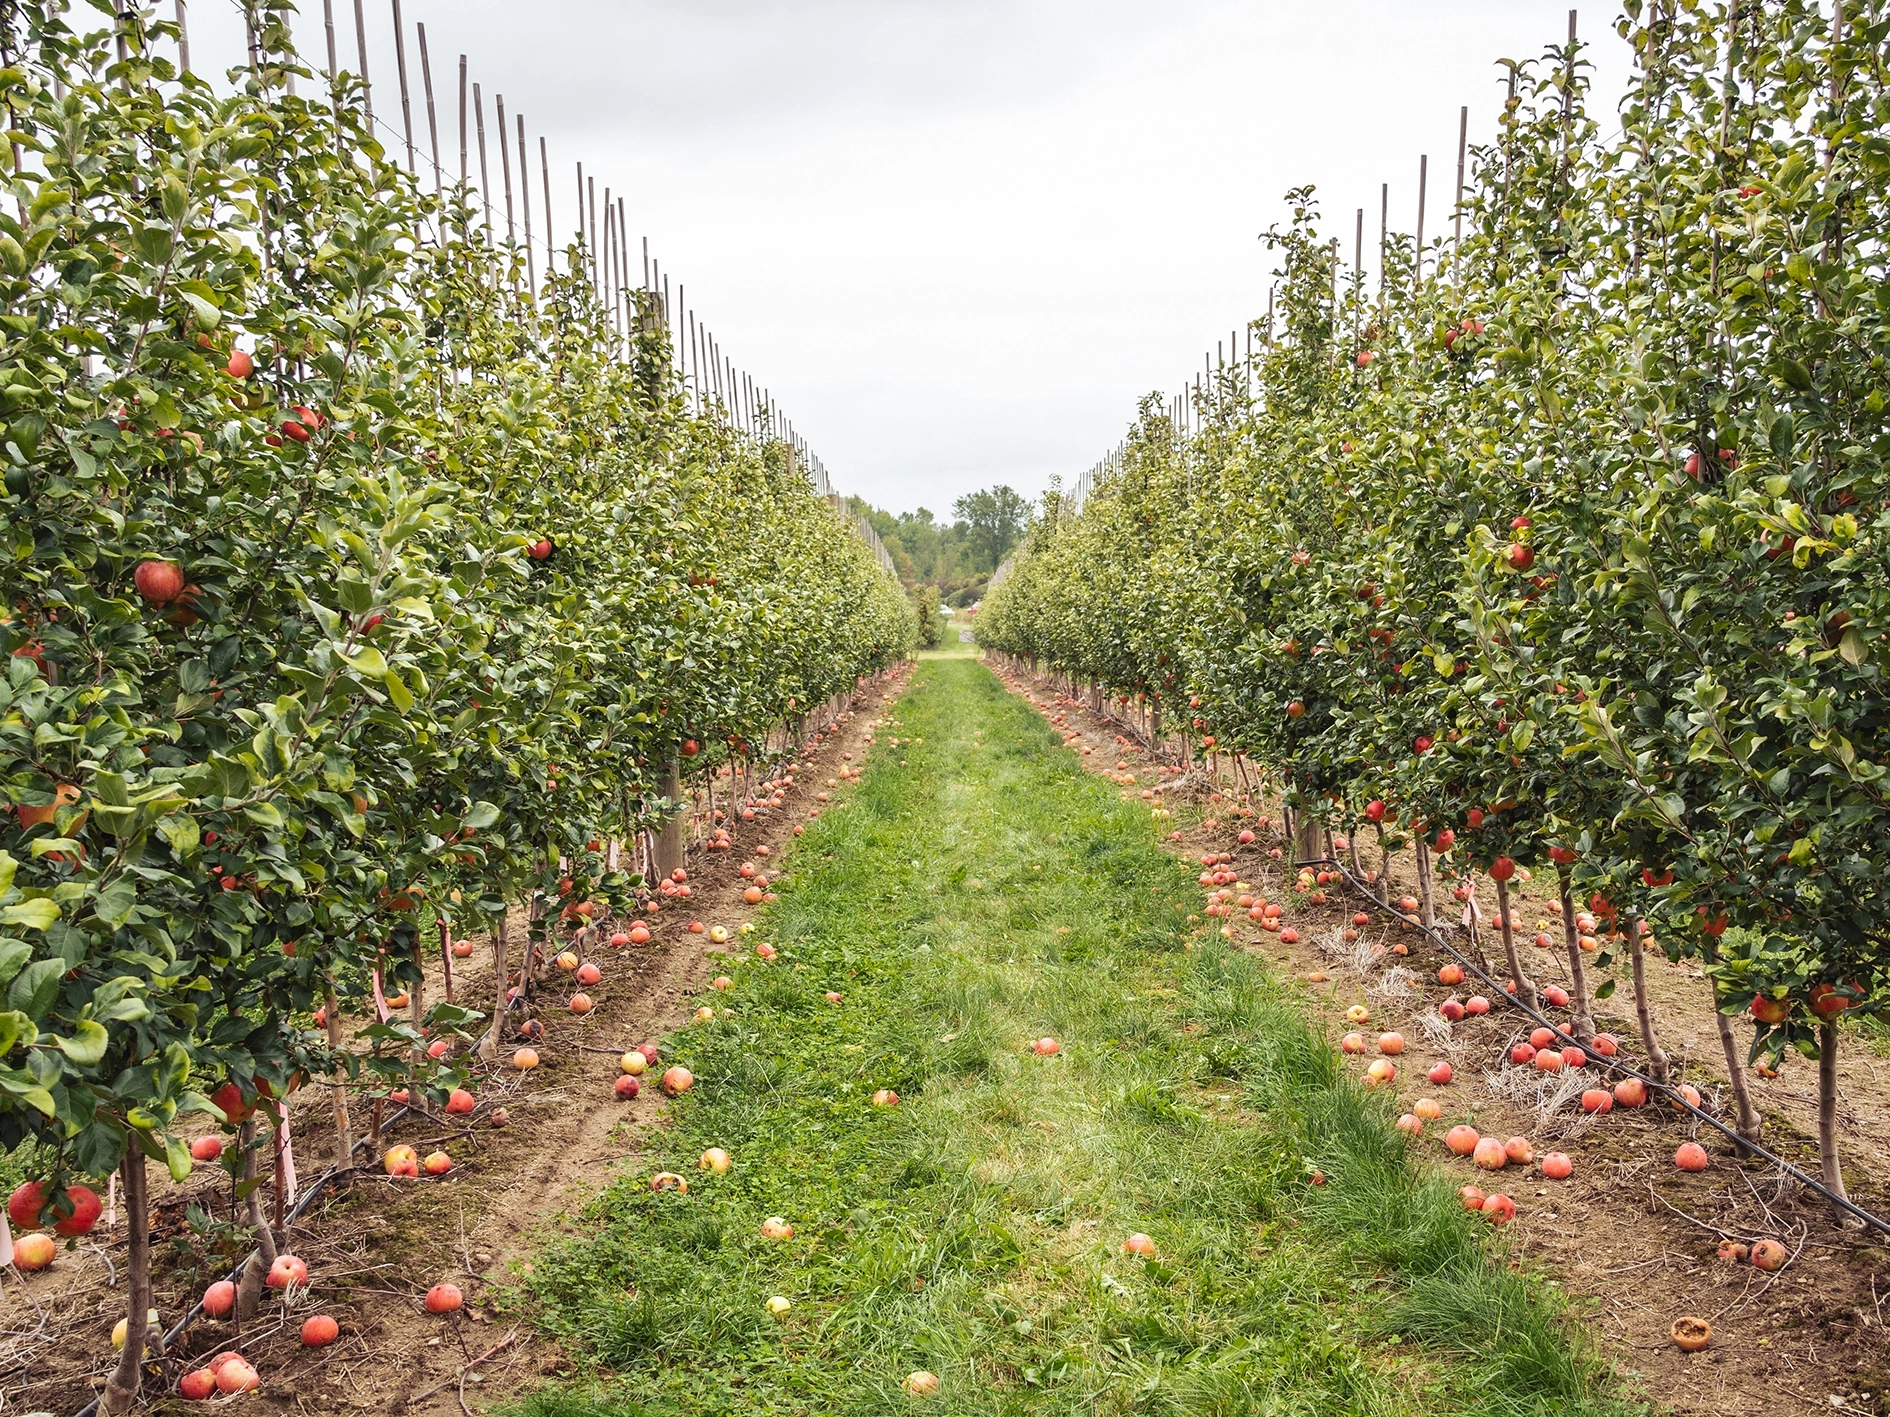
1494,876,1536,1008
409,935,426,1103
99,1145,150,1415
1703,960,1762,1142
1818,1019,1850,1212
1415,839,1436,932
234,1119,278,1327
1373,823,1389,902
324,978,354,1171
1345,831,1361,880
439,918,455,1004
1292,805,1320,866
1555,871,1596,1043
1625,910,1671,1084
656,754,686,881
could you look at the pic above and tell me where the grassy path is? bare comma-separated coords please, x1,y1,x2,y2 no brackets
516,659,1641,1417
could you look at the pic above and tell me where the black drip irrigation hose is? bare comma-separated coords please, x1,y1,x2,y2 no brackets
68,1101,420,1417
1298,853,1890,1242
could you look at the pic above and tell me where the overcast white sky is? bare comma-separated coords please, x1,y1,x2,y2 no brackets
182,2,1627,517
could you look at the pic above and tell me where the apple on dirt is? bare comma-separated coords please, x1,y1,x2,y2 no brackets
12,1232,56,1270
425,1282,463,1313
202,1278,237,1317
214,1356,260,1393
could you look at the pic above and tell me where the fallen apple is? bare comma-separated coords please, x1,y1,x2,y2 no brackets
178,1368,219,1400
1473,1137,1509,1170
1480,1192,1517,1224
425,1282,463,1314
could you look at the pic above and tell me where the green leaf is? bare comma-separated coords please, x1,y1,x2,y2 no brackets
6,958,62,1018
93,881,137,929
179,290,221,330
1,899,59,931
49,1019,108,1066
344,645,389,677
166,1134,194,1182
384,668,414,713
0,1009,36,1055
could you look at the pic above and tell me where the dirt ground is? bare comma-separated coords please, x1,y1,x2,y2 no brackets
10,666,911,1417
994,663,1890,1417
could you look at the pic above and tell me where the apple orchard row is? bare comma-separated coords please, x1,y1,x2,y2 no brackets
0,9,911,1411
980,2,1889,1206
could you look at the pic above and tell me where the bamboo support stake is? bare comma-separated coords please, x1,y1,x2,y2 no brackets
1452,104,1468,268
1352,206,1363,341
351,0,371,123
539,135,552,274
457,54,468,225
517,113,534,295
391,0,414,172
322,0,336,82
495,94,515,247
474,81,491,233
1378,182,1388,296
1415,153,1428,282
417,23,441,205
176,0,191,73
605,194,619,333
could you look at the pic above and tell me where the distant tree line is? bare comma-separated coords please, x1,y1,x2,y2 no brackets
849,485,1032,612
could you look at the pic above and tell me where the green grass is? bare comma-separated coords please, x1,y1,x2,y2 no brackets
510,659,1644,1416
